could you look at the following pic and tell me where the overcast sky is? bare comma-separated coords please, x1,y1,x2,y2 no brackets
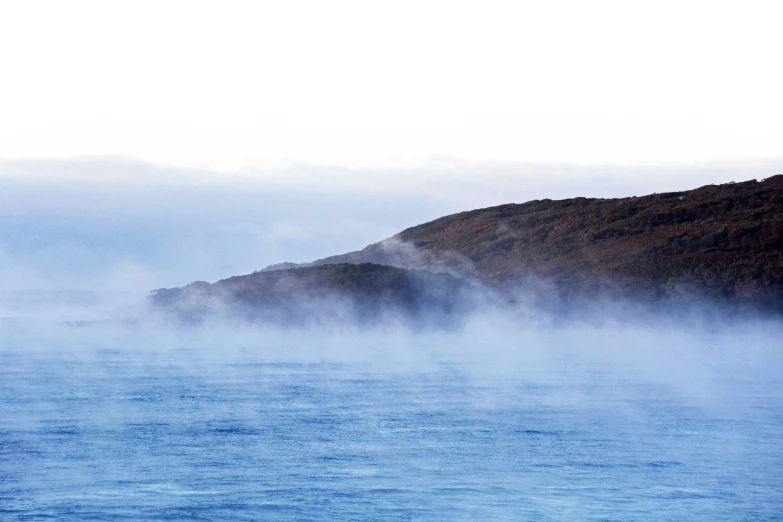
1,0,781,169
0,1,781,295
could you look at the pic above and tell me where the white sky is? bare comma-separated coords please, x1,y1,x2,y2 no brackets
1,0,781,170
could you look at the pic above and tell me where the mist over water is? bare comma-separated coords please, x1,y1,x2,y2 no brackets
4,0,783,514
2,298,782,520
2,159,783,519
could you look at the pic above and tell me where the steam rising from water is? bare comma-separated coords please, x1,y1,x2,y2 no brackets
4,303,782,404
2,298,782,519
2,156,783,517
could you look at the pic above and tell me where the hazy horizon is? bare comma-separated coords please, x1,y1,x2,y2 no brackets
2,3,782,519
3,1,780,295
1,156,781,298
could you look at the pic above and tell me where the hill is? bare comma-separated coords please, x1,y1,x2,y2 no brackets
310,176,783,308
149,263,477,326
150,175,783,323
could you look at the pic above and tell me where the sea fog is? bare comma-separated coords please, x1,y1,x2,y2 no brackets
1,160,782,519
1,301,782,520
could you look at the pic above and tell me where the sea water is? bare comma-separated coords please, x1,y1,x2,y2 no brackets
1,320,782,520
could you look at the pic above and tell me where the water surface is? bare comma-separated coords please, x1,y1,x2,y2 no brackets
1,324,781,520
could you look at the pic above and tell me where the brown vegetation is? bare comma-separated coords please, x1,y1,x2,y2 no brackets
312,176,783,309
150,263,475,325
152,176,783,322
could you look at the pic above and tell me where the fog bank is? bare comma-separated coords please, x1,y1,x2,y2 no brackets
2,158,782,299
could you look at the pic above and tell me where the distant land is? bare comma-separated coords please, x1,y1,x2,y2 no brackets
150,263,476,327
150,175,783,324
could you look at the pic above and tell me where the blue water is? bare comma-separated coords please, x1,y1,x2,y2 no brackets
1,326,782,520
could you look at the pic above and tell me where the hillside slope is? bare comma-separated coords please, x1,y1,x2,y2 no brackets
311,176,783,307
149,263,476,325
